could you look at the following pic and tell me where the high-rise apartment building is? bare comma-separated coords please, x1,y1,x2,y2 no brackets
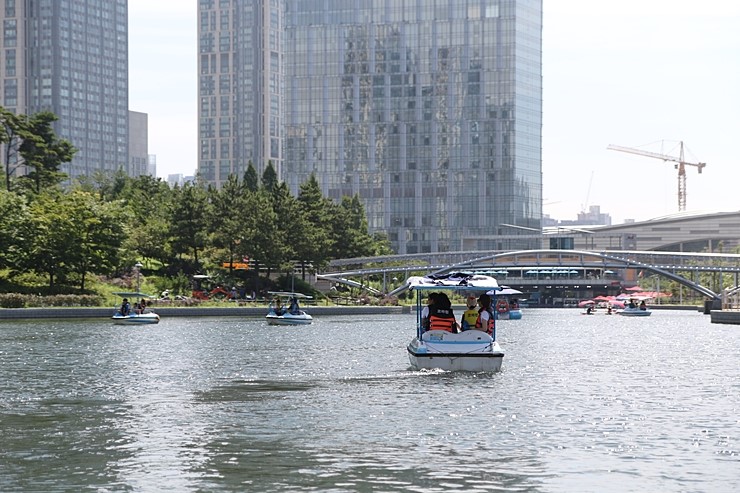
198,0,542,254
1,0,129,180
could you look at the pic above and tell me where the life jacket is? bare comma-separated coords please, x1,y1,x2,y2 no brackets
461,308,479,330
429,307,456,332
495,298,509,313
475,308,494,334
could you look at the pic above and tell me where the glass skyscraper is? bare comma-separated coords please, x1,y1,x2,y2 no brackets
198,0,542,254
1,0,129,180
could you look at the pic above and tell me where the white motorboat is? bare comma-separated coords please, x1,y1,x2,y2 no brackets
405,273,504,372
112,292,160,325
266,291,313,325
617,306,652,317
111,311,161,325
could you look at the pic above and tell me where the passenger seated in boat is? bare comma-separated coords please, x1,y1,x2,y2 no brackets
510,298,519,310
639,300,647,310
273,298,284,316
628,299,636,309
120,298,131,316
139,299,147,314
475,294,494,335
586,305,593,315
428,292,458,333
460,295,479,331
421,292,439,331
289,297,300,314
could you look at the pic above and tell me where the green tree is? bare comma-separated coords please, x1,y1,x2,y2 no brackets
0,108,25,192
208,174,248,272
251,185,292,277
16,112,76,194
0,189,33,271
22,190,124,290
65,191,125,290
243,162,259,193
261,161,279,193
169,182,210,271
296,174,334,273
105,174,175,267
330,194,376,259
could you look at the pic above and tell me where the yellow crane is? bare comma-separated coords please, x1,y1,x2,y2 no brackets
607,141,706,211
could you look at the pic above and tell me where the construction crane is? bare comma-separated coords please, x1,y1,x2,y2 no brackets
607,141,706,211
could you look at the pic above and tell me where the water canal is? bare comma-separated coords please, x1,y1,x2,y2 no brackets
1,309,738,492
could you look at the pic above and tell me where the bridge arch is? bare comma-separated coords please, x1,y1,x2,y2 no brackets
389,249,718,299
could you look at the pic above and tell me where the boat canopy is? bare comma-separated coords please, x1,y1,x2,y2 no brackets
267,291,313,299
405,273,501,292
112,291,155,299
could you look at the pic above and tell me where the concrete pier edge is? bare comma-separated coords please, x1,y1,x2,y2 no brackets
0,305,412,320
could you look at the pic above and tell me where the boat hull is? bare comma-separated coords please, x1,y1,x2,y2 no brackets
111,313,160,325
407,330,504,372
265,312,313,325
617,307,652,317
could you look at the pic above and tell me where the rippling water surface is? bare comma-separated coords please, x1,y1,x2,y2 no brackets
1,309,738,492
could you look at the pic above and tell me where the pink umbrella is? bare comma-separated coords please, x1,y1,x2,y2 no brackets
578,300,595,308
625,286,643,291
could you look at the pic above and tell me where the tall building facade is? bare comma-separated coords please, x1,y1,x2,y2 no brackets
1,0,129,180
198,0,542,254
198,0,283,185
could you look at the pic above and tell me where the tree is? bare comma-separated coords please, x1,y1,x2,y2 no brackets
21,190,124,290
169,182,210,271
243,162,259,193
329,194,376,259
65,191,125,290
261,161,279,193
208,174,248,272
252,184,294,277
0,189,33,271
296,174,334,273
15,111,76,194
0,108,25,192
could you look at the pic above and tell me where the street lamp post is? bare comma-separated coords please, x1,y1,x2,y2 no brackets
135,262,143,293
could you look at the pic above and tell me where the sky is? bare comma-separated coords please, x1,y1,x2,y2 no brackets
128,0,740,225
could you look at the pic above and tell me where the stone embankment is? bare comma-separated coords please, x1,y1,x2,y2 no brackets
0,305,410,320
709,310,740,325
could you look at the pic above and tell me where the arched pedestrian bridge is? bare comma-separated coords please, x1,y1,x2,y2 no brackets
321,249,740,301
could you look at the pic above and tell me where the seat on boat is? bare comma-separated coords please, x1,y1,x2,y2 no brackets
455,329,492,341
421,329,491,342
421,330,453,341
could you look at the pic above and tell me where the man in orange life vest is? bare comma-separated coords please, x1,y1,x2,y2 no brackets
427,292,458,332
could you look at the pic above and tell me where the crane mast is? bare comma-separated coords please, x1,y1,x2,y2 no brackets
607,141,706,211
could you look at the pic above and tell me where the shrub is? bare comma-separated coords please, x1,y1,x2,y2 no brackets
0,293,105,308
0,293,26,308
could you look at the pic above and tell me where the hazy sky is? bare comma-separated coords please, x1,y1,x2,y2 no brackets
128,1,740,224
